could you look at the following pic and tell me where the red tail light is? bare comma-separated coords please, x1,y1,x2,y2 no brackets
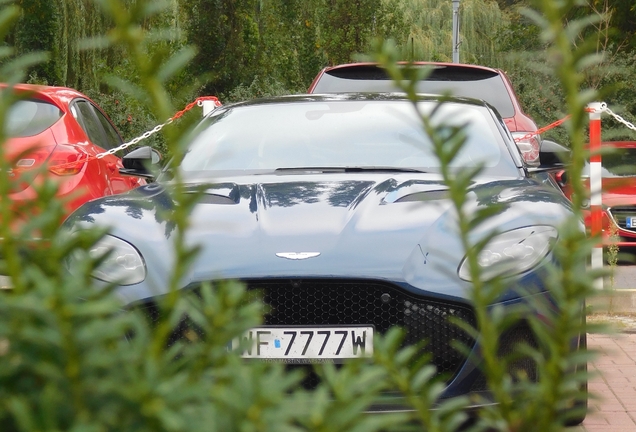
12,145,55,173
47,145,87,176
512,133,541,166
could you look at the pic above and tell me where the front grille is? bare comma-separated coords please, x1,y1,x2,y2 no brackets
609,206,636,232
470,321,538,392
135,279,477,386
137,301,206,347
243,279,476,378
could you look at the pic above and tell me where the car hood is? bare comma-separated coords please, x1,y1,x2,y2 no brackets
66,173,574,306
601,177,636,207
602,193,636,208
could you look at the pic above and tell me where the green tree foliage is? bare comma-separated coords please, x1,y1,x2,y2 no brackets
183,0,407,96
609,0,636,49
317,0,376,65
398,0,508,64
494,0,636,145
564,0,636,51
13,0,60,83
185,0,259,95
217,0,323,97
13,0,112,89
492,0,636,49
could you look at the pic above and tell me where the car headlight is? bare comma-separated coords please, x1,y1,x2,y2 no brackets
458,226,558,281
88,235,146,285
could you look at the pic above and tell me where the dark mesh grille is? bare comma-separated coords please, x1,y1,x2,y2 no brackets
243,279,476,377
134,279,477,386
470,321,538,392
609,206,636,232
136,302,206,347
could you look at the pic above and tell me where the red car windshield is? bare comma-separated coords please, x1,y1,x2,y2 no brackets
7,99,62,137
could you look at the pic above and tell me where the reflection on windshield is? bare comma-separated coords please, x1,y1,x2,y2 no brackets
179,100,517,177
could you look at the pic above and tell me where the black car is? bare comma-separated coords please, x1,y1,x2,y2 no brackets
64,94,580,412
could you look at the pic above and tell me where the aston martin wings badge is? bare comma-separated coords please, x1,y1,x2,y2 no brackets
275,252,321,260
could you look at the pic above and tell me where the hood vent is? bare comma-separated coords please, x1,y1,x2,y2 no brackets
200,183,240,205
394,190,449,203
384,182,449,204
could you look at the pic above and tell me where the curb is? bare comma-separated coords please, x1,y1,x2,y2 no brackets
588,289,636,314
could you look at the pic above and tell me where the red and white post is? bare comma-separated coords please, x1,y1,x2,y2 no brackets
588,102,603,288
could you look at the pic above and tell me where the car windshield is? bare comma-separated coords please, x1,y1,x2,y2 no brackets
583,146,636,177
6,99,62,137
178,99,519,179
312,66,516,118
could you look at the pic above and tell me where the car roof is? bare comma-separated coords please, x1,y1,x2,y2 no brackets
0,83,88,108
215,92,492,111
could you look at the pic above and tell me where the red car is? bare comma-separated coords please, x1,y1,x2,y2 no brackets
557,141,636,246
4,84,145,221
308,62,541,164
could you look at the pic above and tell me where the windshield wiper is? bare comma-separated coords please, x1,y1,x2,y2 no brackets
275,166,428,174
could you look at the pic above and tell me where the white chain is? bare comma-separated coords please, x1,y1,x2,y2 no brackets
601,103,636,133
95,118,174,159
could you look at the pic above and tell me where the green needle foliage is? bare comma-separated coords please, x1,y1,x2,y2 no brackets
0,1,398,431
0,0,608,431
368,0,605,429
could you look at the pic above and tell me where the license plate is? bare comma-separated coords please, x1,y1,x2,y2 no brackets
232,326,374,363
627,217,636,228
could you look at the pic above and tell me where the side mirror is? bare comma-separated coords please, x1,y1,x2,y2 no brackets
539,140,570,166
120,146,162,179
527,140,570,173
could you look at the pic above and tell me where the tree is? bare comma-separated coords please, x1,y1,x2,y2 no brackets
317,0,377,65
14,0,62,84
398,0,508,64
184,0,260,96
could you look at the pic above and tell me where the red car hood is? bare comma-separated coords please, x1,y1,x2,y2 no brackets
600,177,636,207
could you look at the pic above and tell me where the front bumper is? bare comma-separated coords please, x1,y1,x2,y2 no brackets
134,278,556,406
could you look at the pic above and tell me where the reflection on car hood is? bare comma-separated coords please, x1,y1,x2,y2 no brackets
66,173,574,306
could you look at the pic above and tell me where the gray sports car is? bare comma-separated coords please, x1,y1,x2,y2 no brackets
64,93,579,411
